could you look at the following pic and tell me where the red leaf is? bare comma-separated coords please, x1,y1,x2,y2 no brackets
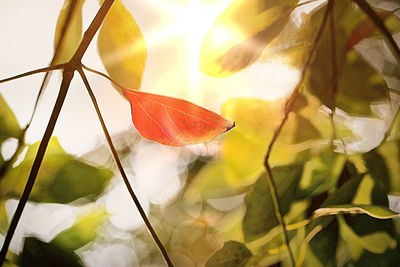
122,89,235,146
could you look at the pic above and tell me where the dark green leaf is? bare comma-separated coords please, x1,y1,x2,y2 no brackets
205,241,252,267
354,241,400,267
0,138,113,203
294,114,321,143
243,164,303,242
307,220,338,266
363,149,391,192
19,237,83,267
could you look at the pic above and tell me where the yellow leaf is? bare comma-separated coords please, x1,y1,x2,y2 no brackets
54,0,85,64
98,0,147,90
200,0,298,77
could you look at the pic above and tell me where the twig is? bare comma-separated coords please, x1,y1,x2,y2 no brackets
262,1,334,266
328,2,338,149
78,69,173,267
0,65,64,84
82,64,126,90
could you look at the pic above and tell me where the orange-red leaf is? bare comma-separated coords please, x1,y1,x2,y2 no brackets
122,89,235,146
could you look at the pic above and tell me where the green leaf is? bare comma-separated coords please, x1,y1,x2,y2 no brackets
98,0,147,90
51,208,108,251
375,140,400,193
0,94,21,142
0,200,8,233
0,138,112,203
205,241,252,267
354,242,400,267
306,220,338,267
242,164,303,242
200,0,298,77
363,149,391,192
338,215,397,255
294,115,321,143
335,51,390,116
19,237,83,267
314,204,400,219
53,0,85,64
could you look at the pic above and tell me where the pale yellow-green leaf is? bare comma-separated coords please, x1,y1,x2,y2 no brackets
200,0,298,77
98,0,147,90
338,216,397,255
54,0,85,64
314,204,400,219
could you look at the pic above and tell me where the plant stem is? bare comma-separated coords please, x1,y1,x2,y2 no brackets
352,0,400,62
262,1,334,266
0,68,73,265
78,69,174,267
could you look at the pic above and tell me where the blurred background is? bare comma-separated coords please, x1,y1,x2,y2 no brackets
1,0,400,266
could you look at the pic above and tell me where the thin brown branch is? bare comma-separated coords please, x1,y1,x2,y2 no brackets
262,1,334,266
329,2,338,149
78,69,174,267
0,64,64,84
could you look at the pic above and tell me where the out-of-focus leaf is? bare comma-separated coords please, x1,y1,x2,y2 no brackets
345,11,393,51
336,51,390,115
53,0,85,64
354,242,400,267
19,237,83,267
260,4,326,68
363,149,391,192
0,200,8,233
295,115,321,143
0,94,21,142
98,0,146,90
122,89,234,146
339,215,397,255
306,220,338,267
205,241,252,267
243,164,303,242
0,138,112,203
199,0,298,77
51,208,108,251
184,160,251,201
297,152,345,198
314,204,400,219
377,140,400,193
322,175,364,207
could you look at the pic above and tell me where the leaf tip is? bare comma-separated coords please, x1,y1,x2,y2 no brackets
225,121,236,132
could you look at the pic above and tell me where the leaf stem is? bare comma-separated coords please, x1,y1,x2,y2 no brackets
78,69,174,267
0,68,73,265
0,64,64,85
352,0,400,62
263,1,334,266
